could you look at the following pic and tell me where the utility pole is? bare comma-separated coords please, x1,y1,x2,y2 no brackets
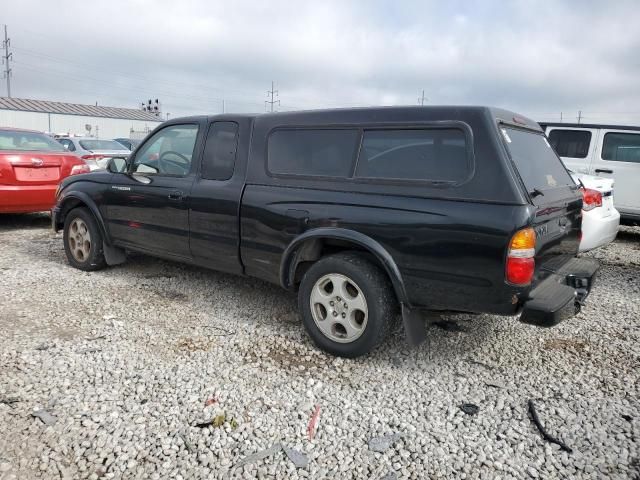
560,112,563,122
418,89,427,106
265,81,279,112
577,110,582,124
222,99,225,114
2,25,12,97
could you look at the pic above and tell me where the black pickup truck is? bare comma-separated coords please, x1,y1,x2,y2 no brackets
52,106,598,357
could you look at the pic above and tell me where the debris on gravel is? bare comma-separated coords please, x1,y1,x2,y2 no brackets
31,409,57,426
528,399,573,453
460,403,480,416
1,214,639,479
368,433,402,453
282,446,309,468
235,443,282,468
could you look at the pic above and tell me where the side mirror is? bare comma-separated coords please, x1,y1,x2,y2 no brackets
107,157,128,173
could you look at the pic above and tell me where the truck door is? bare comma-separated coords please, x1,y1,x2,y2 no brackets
546,127,598,174
589,128,640,218
189,121,245,274
104,123,200,257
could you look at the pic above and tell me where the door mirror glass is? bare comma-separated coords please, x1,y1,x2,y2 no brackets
107,156,128,173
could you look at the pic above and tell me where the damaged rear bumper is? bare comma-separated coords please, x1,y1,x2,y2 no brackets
520,257,599,327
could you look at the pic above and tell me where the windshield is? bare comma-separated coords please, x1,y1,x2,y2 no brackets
502,127,574,192
0,130,67,152
79,139,129,151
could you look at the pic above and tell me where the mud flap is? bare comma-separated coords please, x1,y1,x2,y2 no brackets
103,242,126,266
401,304,428,347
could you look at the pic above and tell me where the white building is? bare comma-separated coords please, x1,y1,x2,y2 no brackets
0,96,164,139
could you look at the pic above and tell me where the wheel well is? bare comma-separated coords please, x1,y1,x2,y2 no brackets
291,238,386,290
55,199,86,230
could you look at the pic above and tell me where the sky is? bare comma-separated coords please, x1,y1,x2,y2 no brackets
2,0,640,124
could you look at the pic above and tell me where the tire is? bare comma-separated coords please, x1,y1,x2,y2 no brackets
298,252,398,358
63,207,107,271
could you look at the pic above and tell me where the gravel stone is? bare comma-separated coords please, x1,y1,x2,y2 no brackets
1,214,639,479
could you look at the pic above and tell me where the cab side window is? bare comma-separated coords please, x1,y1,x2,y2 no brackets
201,122,238,180
60,139,76,152
132,124,199,176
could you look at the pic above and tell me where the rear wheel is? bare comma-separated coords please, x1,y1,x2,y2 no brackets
298,252,397,357
63,207,106,271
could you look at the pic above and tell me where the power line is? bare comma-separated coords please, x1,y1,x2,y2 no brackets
2,25,12,97
11,60,267,109
265,81,280,113
11,46,259,101
11,45,351,110
9,39,357,111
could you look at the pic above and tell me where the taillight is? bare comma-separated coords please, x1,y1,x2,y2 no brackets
581,188,602,211
81,154,104,161
506,227,536,285
70,164,91,175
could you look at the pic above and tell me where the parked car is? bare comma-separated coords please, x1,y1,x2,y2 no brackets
0,127,90,213
541,123,640,225
53,107,599,357
113,138,142,151
57,137,130,171
569,171,619,252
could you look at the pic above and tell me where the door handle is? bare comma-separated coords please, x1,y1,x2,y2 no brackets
168,191,184,200
595,168,613,174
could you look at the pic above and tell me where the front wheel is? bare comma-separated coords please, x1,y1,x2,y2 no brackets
298,252,398,358
63,207,107,271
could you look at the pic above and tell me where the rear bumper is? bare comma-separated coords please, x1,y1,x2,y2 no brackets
520,257,599,327
579,208,620,252
0,184,57,213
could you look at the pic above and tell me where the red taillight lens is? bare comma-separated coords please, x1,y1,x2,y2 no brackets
506,257,535,285
70,164,91,175
506,228,536,285
582,188,602,211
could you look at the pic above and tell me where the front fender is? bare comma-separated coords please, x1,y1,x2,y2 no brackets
55,190,112,245
280,227,409,305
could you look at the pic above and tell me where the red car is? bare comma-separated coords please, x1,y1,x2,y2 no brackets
0,127,90,213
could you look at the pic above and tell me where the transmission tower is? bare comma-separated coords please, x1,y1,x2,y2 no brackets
265,81,280,112
418,89,427,105
2,25,12,97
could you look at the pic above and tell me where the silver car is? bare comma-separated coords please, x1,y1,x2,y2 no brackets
57,137,130,170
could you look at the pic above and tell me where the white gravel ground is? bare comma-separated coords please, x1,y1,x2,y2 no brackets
0,213,638,480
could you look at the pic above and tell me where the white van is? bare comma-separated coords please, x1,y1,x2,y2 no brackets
540,123,640,223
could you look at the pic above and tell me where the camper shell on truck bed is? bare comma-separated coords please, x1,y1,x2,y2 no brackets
53,106,599,357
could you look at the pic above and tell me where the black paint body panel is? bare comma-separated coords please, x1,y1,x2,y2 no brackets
54,106,585,317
